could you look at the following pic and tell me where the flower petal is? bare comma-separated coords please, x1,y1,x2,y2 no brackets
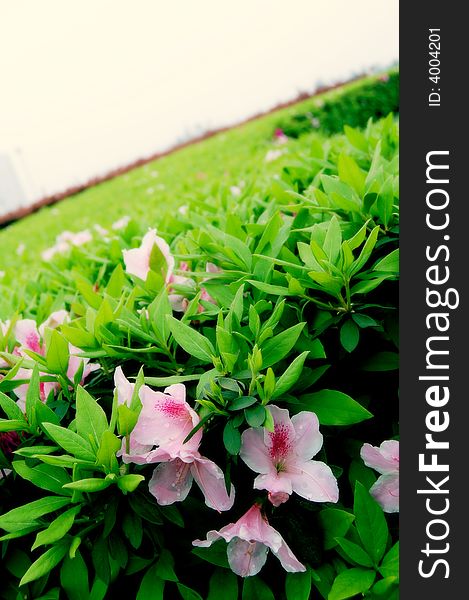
113,366,134,406
361,441,399,475
272,539,306,573
254,471,293,495
227,539,268,577
148,459,193,505
370,473,399,513
291,411,323,460
191,457,235,511
288,459,339,503
240,427,274,475
15,319,42,354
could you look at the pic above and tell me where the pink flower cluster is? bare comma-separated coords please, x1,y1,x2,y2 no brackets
1,311,98,410
122,229,217,313
41,230,93,261
115,369,234,511
115,370,338,577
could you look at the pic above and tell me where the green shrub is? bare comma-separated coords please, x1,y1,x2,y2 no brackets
276,70,399,138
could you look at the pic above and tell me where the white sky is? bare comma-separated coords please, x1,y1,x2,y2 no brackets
0,0,398,204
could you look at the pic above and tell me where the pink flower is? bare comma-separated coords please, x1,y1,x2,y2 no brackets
124,383,234,511
274,128,288,145
112,215,131,230
240,405,338,505
193,503,305,577
123,229,175,283
114,366,134,406
360,440,399,513
11,316,97,410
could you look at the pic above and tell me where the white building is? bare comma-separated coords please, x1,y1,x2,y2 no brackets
0,153,28,219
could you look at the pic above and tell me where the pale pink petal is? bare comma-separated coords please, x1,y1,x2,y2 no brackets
291,411,323,460
148,459,193,505
15,319,42,354
240,427,275,475
268,492,290,507
190,457,235,511
38,310,69,337
133,384,202,457
226,539,268,577
206,262,222,274
272,539,306,573
254,471,293,495
288,459,339,503
370,473,399,513
114,366,134,406
361,441,399,475
168,294,189,313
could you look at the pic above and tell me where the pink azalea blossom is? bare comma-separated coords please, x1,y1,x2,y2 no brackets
193,503,305,577
360,440,399,513
11,316,97,410
124,383,234,511
123,229,174,283
274,128,289,145
240,405,338,505
112,215,131,230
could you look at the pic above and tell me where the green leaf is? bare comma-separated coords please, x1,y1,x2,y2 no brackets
63,477,113,492
122,512,143,549
373,248,399,273
338,154,366,197
319,508,355,550
148,288,172,344
96,430,121,471
117,474,145,493
248,280,290,296
228,396,257,411
32,506,81,550
376,176,394,228
340,320,359,353
0,390,26,421
0,496,71,533
223,421,241,455
167,315,215,362
350,226,380,275
351,314,378,328
299,389,372,425
60,551,89,600
362,351,398,371
20,541,69,586
207,568,238,600
370,577,399,599
13,461,72,496
328,568,375,600
41,422,96,461
0,418,30,432
272,351,309,399
261,322,305,368
344,125,368,152
244,404,266,427
155,549,178,582
335,537,374,567
136,565,165,600
242,576,275,600
75,385,108,448
25,364,41,430
323,216,342,264
379,541,399,579
354,482,388,565
46,330,70,374
285,570,312,600
192,539,229,568
177,584,203,600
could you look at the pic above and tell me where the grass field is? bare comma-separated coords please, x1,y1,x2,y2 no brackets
0,72,393,287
